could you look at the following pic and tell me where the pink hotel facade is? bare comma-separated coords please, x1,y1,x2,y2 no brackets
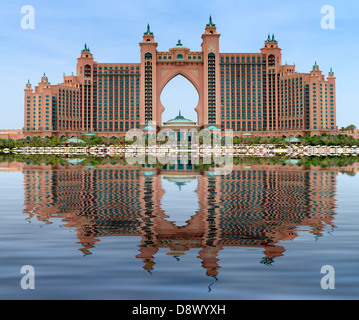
22,18,337,138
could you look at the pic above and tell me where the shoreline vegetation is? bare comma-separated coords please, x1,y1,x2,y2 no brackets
0,133,359,149
0,133,359,146
1,154,359,174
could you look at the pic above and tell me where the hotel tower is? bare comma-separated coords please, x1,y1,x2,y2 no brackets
23,17,336,138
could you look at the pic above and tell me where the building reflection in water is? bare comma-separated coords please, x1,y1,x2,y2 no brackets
8,157,345,277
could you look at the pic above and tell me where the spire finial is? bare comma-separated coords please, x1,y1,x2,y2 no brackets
83,43,90,52
27,79,31,85
145,23,153,35
207,15,215,26
179,110,181,117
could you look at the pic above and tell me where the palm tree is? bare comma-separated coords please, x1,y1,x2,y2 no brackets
345,124,356,133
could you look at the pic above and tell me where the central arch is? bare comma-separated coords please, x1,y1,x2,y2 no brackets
160,75,199,124
156,64,204,126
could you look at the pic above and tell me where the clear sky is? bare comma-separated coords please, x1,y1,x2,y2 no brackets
0,0,358,129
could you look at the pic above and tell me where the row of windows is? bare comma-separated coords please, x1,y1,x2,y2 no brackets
220,56,262,63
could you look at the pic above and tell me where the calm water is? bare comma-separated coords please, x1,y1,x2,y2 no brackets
0,156,358,300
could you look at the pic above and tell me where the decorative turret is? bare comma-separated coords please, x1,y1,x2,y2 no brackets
25,79,32,90
261,33,282,67
312,61,320,72
328,67,335,79
79,43,93,59
264,34,279,48
142,23,155,43
41,73,50,84
204,15,217,34
77,43,94,78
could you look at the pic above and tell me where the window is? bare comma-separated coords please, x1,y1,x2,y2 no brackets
268,54,275,67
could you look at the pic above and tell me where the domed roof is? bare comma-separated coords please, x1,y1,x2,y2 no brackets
143,125,156,131
205,125,220,130
171,40,188,50
166,111,194,123
162,111,199,127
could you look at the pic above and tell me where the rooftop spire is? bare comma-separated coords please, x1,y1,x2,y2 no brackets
144,23,153,35
207,15,215,27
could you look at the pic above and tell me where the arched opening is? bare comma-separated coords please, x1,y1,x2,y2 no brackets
160,75,199,124
84,64,91,77
268,54,275,67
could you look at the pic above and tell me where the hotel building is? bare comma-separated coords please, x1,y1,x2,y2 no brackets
23,17,336,138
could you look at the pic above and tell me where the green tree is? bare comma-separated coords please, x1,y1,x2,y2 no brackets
345,124,356,133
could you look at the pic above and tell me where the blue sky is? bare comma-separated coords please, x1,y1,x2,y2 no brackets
0,0,358,129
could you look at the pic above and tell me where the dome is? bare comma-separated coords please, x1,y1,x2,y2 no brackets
171,39,188,50
205,125,220,130
163,111,197,126
166,111,193,123
143,125,156,131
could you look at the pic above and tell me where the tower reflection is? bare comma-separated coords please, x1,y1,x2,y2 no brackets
13,158,342,276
